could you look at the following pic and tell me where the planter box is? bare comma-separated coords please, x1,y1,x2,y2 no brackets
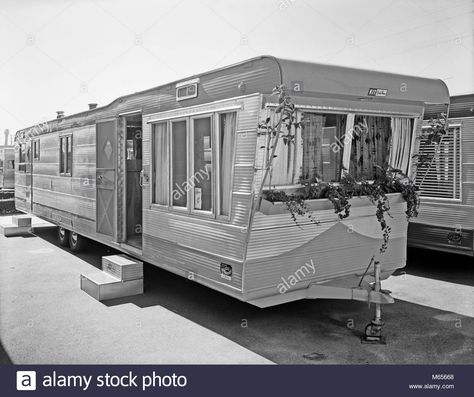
259,192,405,216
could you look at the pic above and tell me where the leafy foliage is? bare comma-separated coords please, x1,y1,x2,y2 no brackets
264,167,420,254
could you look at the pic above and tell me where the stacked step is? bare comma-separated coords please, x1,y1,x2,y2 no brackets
80,254,144,301
0,215,32,237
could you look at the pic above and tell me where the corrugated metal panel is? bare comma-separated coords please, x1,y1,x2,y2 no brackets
143,209,246,261
425,94,474,119
244,219,407,296
143,233,243,290
408,222,473,254
411,202,474,226
32,187,95,220
248,200,407,260
16,57,280,136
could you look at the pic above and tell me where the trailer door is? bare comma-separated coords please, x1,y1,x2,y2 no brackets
96,120,116,237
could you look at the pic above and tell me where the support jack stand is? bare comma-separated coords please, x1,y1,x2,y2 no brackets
361,260,387,344
361,319,386,344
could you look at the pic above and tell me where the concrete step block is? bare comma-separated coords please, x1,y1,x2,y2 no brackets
0,223,32,237
102,254,143,281
80,271,144,301
13,215,32,227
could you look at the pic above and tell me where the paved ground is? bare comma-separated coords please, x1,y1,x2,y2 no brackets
0,215,473,364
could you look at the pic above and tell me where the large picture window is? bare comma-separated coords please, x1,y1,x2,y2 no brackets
151,110,237,218
60,135,72,176
268,111,414,184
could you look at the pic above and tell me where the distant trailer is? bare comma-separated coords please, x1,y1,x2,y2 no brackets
14,56,449,308
0,145,15,189
409,94,474,256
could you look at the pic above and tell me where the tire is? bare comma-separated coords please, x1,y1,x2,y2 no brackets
57,227,69,247
69,231,85,253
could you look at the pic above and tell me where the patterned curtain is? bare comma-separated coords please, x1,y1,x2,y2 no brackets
349,115,391,179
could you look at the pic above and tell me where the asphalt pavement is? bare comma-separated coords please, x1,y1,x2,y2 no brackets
0,216,472,364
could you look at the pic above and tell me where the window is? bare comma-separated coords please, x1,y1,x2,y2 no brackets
153,122,169,206
151,110,237,218
219,112,236,216
193,116,212,212
33,139,40,160
302,113,346,182
348,115,393,180
415,126,461,199
18,143,29,172
171,120,187,207
60,135,72,176
268,111,413,184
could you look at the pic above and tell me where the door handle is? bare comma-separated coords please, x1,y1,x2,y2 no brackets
140,170,149,187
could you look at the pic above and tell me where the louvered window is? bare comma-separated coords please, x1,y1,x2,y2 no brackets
415,126,461,199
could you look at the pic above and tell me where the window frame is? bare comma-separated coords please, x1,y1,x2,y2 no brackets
17,142,28,173
59,133,73,177
266,107,417,186
152,121,170,208
150,110,238,221
190,113,214,217
169,117,189,211
33,139,40,161
215,111,237,220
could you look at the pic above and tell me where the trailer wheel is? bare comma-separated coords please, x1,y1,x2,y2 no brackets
57,227,70,247
69,232,85,253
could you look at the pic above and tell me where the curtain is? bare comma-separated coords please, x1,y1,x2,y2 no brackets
341,113,355,175
349,115,391,179
388,117,412,174
302,113,346,182
153,122,168,205
220,112,236,216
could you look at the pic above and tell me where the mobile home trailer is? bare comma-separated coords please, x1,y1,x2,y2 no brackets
15,56,449,310
409,94,474,256
0,145,15,190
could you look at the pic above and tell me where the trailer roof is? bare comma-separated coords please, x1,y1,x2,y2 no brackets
425,93,474,120
17,55,450,135
278,58,449,105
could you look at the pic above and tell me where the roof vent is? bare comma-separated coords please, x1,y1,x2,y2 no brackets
88,103,98,110
56,111,65,119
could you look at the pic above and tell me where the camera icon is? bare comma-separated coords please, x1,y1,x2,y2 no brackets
17,371,36,391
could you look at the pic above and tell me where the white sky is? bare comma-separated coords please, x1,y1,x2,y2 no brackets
1,0,473,140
